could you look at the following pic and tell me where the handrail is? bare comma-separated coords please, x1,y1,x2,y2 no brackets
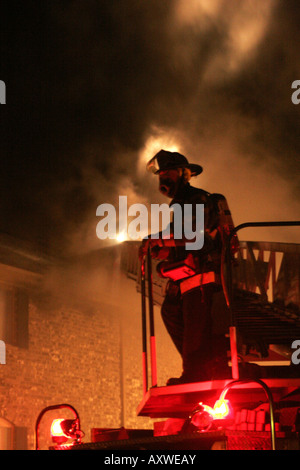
218,379,277,450
140,248,158,396
224,220,300,316
140,221,300,392
223,221,300,380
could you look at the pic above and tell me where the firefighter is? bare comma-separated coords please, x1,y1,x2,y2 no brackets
140,149,231,385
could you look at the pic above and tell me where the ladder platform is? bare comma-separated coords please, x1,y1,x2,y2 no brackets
137,378,300,419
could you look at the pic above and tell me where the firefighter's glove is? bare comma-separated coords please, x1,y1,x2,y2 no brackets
150,245,170,260
138,237,164,261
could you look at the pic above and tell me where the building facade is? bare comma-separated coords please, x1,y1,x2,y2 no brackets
0,236,180,449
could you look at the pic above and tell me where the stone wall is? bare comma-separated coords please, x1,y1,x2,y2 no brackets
0,247,181,449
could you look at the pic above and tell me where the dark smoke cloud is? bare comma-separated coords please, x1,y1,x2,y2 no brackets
0,0,299,256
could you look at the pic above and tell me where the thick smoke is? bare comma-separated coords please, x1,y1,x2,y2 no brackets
1,1,300,416
1,0,299,256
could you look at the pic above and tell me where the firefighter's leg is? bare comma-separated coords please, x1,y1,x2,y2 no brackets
181,284,215,381
161,282,183,356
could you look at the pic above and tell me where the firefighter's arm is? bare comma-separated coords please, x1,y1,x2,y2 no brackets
161,193,218,250
139,192,219,257
139,235,168,260
160,231,216,255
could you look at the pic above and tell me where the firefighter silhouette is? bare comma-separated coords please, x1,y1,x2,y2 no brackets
140,150,237,384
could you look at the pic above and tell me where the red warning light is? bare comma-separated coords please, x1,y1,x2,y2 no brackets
212,399,231,419
50,418,78,444
35,403,84,450
188,398,232,432
51,419,68,438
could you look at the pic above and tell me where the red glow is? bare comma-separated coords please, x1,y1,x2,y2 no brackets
50,418,83,446
212,399,231,419
195,399,231,422
51,419,69,438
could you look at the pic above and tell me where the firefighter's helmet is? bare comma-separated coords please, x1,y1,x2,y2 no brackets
146,149,203,177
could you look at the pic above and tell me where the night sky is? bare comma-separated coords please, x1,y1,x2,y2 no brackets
0,0,300,257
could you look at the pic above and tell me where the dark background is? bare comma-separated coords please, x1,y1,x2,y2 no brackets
1,0,299,256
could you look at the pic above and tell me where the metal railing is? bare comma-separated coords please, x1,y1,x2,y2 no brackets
224,221,300,379
120,221,300,392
